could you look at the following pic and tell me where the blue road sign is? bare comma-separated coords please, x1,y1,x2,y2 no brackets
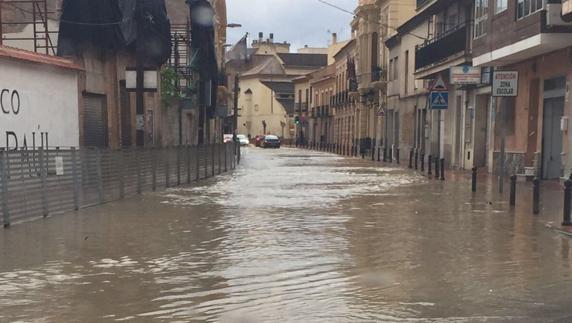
430,91,449,110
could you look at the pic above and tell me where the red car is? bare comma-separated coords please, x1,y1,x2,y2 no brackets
254,135,265,147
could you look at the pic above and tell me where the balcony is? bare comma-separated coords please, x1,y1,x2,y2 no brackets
415,23,468,71
417,0,432,9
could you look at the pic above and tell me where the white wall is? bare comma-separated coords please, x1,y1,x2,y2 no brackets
0,58,79,149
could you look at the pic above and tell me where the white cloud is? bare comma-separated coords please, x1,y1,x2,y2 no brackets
226,0,355,51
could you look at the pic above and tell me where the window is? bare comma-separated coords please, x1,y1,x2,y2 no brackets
388,59,394,81
404,51,409,95
474,0,488,38
517,0,543,19
495,0,507,13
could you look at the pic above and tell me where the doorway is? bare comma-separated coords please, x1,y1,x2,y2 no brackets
542,97,564,179
473,94,490,168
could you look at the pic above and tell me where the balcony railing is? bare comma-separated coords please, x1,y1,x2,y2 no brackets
371,66,383,82
415,23,468,71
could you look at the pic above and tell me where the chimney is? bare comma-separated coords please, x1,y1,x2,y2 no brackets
269,33,274,43
258,32,263,42
332,33,337,45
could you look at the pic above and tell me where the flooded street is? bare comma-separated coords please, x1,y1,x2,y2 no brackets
1,148,572,322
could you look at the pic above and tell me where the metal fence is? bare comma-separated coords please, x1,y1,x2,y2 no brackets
0,143,239,227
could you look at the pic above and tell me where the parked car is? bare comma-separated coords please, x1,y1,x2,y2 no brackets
254,135,265,147
236,134,250,146
261,135,281,149
223,134,234,143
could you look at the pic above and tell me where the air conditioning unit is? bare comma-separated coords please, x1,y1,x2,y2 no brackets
546,3,572,26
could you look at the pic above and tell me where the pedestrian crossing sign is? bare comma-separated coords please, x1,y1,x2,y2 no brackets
430,91,449,110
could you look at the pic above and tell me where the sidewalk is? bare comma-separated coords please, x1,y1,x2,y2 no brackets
293,145,572,237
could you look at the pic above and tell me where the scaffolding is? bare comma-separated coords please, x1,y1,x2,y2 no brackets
0,0,57,55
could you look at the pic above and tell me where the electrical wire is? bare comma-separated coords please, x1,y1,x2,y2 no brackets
3,2,128,26
316,0,428,41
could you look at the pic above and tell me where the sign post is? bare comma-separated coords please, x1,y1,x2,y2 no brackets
429,75,449,160
493,71,518,193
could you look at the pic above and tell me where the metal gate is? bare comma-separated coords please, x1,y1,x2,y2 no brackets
83,94,108,147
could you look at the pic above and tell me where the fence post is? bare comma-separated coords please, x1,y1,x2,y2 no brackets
211,144,215,177
137,149,142,194
472,167,478,193
95,148,104,204
509,174,516,207
195,146,200,181
434,157,440,179
533,178,540,215
218,143,222,175
71,148,81,210
165,147,171,188
414,150,418,170
152,148,157,192
396,148,400,164
39,148,49,217
204,145,209,178
563,178,572,226
117,150,125,199
420,153,425,172
224,144,228,172
1,151,10,227
177,146,181,186
440,158,445,181
187,146,192,184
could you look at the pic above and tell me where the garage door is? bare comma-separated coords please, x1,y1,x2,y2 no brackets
83,94,108,147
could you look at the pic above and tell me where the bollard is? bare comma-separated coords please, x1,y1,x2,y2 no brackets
378,147,381,162
434,158,440,179
440,158,445,181
420,153,425,172
389,147,393,163
414,150,418,170
563,179,572,226
371,145,375,161
428,155,433,177
383,147,388,162
510,175,517,207
408,149,413,169
533,178,540,215
472,167,478,193
396,148,400,164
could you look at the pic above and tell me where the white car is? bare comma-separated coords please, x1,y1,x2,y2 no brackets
236,134,250,146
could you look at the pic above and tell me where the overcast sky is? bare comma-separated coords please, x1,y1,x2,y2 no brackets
226,0,356,52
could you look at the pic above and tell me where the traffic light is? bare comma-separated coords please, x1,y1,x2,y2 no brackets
294,116,300,125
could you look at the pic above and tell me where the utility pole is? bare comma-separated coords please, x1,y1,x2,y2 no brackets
135,2,145,147
174,35,182,145
233,74,239,137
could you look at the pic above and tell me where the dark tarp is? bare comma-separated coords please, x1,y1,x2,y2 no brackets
58,0,171,68
188,0,219,118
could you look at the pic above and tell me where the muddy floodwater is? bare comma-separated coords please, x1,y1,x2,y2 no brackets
1,148,572,322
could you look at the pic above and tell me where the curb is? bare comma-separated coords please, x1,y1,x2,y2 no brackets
546,222,572,238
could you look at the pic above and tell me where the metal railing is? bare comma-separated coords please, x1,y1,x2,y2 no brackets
0,143,239,227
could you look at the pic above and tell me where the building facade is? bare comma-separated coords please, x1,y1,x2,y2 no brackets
472,0,572,179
